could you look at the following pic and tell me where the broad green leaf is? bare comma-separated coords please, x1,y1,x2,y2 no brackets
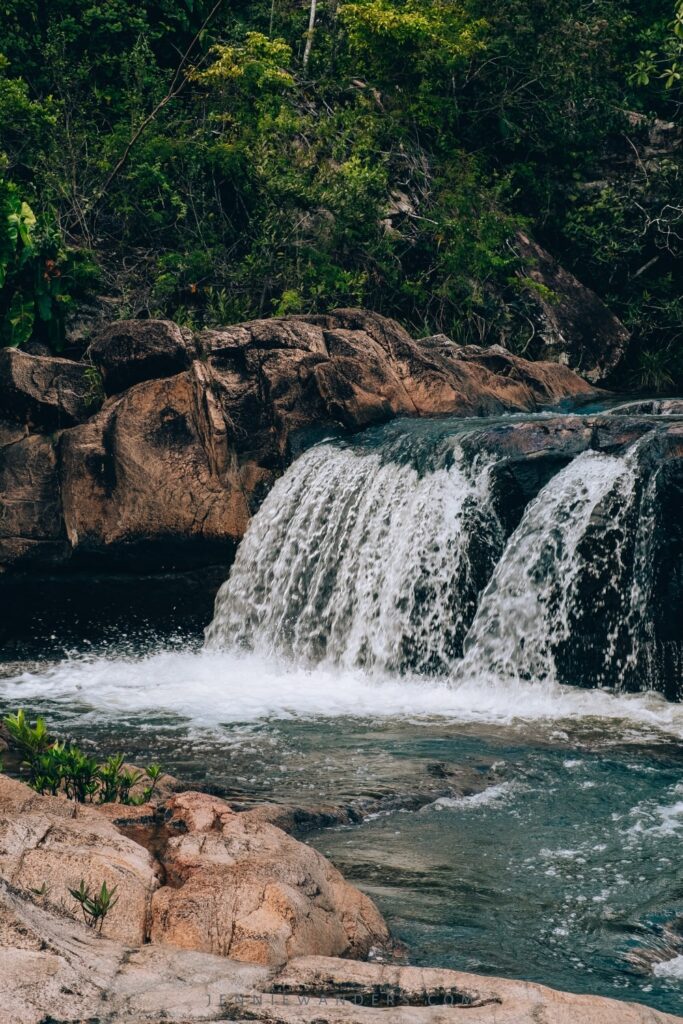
5,291,35,347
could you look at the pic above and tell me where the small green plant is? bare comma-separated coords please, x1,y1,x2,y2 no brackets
2,710,163,805
69,880,118,931
137,763,164,804
3,710,52,786
3,709,51,757
633,348,675,392
97,752,125,803
117,767,143,805
83,365,105,409
57,745,100,803
31,745,64,796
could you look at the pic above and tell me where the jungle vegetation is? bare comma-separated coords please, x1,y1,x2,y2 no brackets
0,1,681,386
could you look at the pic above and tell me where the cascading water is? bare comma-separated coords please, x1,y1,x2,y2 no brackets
207,425,662,693
206,435,503,674
459,448,652,688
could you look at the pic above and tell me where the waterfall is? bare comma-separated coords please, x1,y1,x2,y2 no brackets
207,426,661,692
206,438,503,674
458,450,647,687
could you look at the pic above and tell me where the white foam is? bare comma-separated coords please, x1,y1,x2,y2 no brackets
654,955,683,979
3,647,683,738
430,781,516,811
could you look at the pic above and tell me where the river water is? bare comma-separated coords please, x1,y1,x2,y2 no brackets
1,412,682,1014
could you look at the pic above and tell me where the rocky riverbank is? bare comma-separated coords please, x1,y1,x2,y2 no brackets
1,772,681,1024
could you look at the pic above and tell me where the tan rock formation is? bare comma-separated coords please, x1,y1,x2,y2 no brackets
1,309,596,572
151,791,390,965
0,775,160,944
0,881,679,1024
0,347,93,429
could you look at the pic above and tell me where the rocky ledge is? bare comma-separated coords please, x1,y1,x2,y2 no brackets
0,775,679,1024
0,308,595,577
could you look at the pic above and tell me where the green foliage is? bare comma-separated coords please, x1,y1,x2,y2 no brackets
3,708,49,754
83,365,105,408
634,347,676,391
631,1,683,94
0,0,680,381
2,710,163,805
0,175,96,350
69,879,118,931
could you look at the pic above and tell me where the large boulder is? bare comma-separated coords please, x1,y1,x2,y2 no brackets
0,776,161,944
0,780,388,968
150,791,390,966
0,348,94,428
0,878,269,1024
515,232,631,384
88,318,196,395
59,363,251,568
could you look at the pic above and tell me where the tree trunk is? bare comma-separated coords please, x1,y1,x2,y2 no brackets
303,0,317,70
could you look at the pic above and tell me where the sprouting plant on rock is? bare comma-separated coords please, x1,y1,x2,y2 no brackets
69,880,118,931
142,763,163,802
97,752,126,803
3,709,52,787
116,767,143,805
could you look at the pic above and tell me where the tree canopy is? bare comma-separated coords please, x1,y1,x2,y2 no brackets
1,0,681,386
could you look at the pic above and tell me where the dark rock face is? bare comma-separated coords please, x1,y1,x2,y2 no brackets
606,399,683,417
462,416,683,700
466,414,683,535
88,319,195,395
651,457,683,699
515,232,631,385
0,423,68,568
0,348,94,428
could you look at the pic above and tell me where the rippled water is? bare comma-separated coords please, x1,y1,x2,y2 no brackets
1,644,683,1014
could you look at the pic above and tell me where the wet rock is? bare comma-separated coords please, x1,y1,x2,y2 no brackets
267,956,683,1024
0,776,160,945
515,231,630,384
461,415,683,696
462,413,683,537
650,457,683,701
151,791,390,966
606,399,683,417
0,348,94,428
88,318,196,395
